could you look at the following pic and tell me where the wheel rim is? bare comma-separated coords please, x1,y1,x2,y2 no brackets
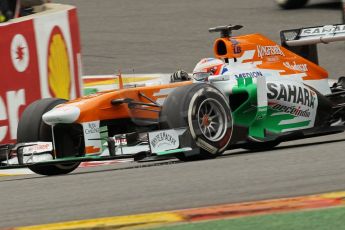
197,98,227,142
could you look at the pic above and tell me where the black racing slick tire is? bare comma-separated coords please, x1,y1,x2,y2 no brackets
160,83,233,161
275,0,309,9
17,98,81,176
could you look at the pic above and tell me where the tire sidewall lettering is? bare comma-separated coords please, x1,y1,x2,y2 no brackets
187,86,233,153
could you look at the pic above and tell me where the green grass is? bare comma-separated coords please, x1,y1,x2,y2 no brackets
153,206,345,230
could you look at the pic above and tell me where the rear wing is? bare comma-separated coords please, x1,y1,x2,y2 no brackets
280,24,345,64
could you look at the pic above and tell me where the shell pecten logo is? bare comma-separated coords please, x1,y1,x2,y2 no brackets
47,26,71,100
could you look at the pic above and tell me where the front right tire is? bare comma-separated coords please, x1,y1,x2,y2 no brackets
160,83,233,161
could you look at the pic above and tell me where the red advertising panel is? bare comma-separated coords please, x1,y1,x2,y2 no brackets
0,20,41,143
0,5,82,144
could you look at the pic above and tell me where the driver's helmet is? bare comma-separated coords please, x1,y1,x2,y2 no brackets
192,58,224,81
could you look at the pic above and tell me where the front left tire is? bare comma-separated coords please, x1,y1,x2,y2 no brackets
17,98,83,176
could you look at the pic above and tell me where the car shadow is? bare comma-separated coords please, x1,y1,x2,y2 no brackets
1,137,345,182
220,137,345,158
305,2,341,10
0,159,183,182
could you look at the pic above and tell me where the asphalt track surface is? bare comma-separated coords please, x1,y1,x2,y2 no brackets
1,0,345,228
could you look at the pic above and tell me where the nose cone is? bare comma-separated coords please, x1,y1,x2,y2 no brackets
42,106,80,125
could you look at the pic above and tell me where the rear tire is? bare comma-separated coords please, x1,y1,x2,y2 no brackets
17,98,82,176
160,84,233,161
275,0,309,9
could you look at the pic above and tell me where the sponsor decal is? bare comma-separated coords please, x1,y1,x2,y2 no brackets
300,25,345,37
148,129,179,153
22,142,53,155
230,38,242,54
84,122,100,135
257,45,285,58
114,138,127,146
283,61,308,72
270,103,311,118
235,71,263,79
267,83,316,108
83,121,102,155
11,34,30,73
47,26,71,100
264,82,318,131
150,132,177,148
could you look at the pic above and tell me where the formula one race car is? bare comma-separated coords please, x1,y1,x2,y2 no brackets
1,23,345,175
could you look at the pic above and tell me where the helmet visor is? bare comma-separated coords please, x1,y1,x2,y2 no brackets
193,72,211,81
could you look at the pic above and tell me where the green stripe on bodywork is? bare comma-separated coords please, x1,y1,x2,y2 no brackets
232,78,311,139
232,77,260,126
232,78,267,138
250,107,310,138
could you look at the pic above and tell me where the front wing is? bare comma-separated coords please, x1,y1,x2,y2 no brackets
0,128,193,169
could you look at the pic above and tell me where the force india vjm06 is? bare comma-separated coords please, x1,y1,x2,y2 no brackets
1,23,345,176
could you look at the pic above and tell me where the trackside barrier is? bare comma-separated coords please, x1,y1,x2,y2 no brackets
0,3,82,144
